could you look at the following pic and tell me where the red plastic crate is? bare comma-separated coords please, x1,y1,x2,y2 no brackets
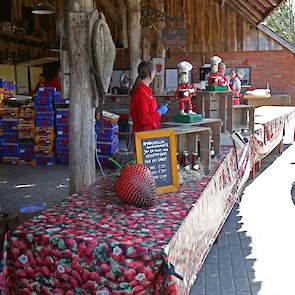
56,124,69,136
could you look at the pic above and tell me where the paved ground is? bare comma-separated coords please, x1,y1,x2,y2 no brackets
0,144,294,295
191,143,295,295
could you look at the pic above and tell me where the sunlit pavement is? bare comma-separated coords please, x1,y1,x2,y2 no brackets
192,142,295,295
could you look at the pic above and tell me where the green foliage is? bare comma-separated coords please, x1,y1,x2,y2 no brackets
266,0,295,45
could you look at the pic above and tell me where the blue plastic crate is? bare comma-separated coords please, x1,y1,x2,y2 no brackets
35,106,54,113
35,117,54,127
34,96,54,104
34,101,54,109
36,156,55,166
35,111,55,118
55,109,69,116
37,87,56,97
19,144,35,158
56,124,69,136
96,125,119,142
0,120,18,132
55,114,69,125
0,143,19,155
55,137,69,149
54,97,70,105
0,133,18,143
56,152,69,164
96,139,119,155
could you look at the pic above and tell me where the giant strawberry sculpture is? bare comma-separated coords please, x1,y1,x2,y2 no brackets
115,164,156,207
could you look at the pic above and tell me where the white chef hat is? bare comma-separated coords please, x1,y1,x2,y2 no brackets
210,56,222,65
177,61,193,73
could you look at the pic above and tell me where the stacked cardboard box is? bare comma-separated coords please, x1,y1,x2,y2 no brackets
55,93,69,164
96,111,119,163
34,87,55,165
0,106,20,164
18,104,36,166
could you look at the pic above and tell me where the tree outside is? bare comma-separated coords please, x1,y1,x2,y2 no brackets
266,0,295,46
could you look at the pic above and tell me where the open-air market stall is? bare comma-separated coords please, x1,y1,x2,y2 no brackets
1,0,295,294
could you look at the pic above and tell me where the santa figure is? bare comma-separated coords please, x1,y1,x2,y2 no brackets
207,56,227,87
176,61,196,115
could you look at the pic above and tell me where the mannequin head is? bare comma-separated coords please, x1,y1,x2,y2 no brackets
218,63,226,75
179,72,189,84
211,64,218,73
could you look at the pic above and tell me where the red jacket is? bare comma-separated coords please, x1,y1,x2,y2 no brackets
130,82,161,132
208,72,228,86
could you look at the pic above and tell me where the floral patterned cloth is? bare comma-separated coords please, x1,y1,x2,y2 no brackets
0,147,235,295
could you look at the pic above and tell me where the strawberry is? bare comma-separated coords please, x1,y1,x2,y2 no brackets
24,267,35,279
26,252,36,266
64,238,76,249
41,266,50,277
65,290,75,295
20,288,31,295
52,249,62,259
16,269,26,279
11,248,20,260
77,242,87,256
82,270,91,282
72,270,82,283
115,164,156,207
64,249,72,259
84,280,96,290
70,278,78,288
101,263,110,273
43,256,54,268
125,269,136,281
72,261,81,273
132,285,144,293
89,272,100,281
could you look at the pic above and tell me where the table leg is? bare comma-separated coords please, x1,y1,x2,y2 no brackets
219,94,226,133
249,108,255,133
199,130,210,175
226,93,233,134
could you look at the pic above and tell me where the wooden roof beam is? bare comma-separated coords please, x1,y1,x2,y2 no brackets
235,0,264,20
246,0,268,13
98,0,120,22
258,0,275,9
226,1,257,25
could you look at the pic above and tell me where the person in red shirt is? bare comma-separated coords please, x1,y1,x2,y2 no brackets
31,73,45,94
44,75,61,91
130,61,168,132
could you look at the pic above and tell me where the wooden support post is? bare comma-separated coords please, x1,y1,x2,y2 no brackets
127,0,142,85
250,163,256,179
153,0,165,95
67,0,96,194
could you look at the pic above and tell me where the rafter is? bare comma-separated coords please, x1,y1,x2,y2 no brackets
235,0,264,20
226,1,257,25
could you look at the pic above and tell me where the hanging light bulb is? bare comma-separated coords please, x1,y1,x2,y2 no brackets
32,1,56,15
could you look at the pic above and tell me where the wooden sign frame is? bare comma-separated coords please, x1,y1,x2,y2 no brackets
135,128,179,194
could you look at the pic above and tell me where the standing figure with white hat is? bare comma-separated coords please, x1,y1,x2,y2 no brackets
176,61,196,115
207,55,224,86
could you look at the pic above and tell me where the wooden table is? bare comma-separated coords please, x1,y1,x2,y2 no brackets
232,104,255,133
195,91,234,133
242,94,291,107
168,125,211,175
162,118,221,156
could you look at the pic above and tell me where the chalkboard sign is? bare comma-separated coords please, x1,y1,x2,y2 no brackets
135,129,178,194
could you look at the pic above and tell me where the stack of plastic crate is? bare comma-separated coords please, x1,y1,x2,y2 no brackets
54,93,69,164
0,106,20,165
34,87,55,166
96,111,119,163
18,104,36,166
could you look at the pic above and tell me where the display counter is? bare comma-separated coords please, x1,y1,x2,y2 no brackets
242,94,291,107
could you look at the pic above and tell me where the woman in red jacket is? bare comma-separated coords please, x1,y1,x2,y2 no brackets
130,61,168,132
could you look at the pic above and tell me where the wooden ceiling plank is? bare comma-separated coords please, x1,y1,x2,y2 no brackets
226,1,257,25
235,0,264,20
247,0,267,13
97,0,120,22
258,0,274,9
